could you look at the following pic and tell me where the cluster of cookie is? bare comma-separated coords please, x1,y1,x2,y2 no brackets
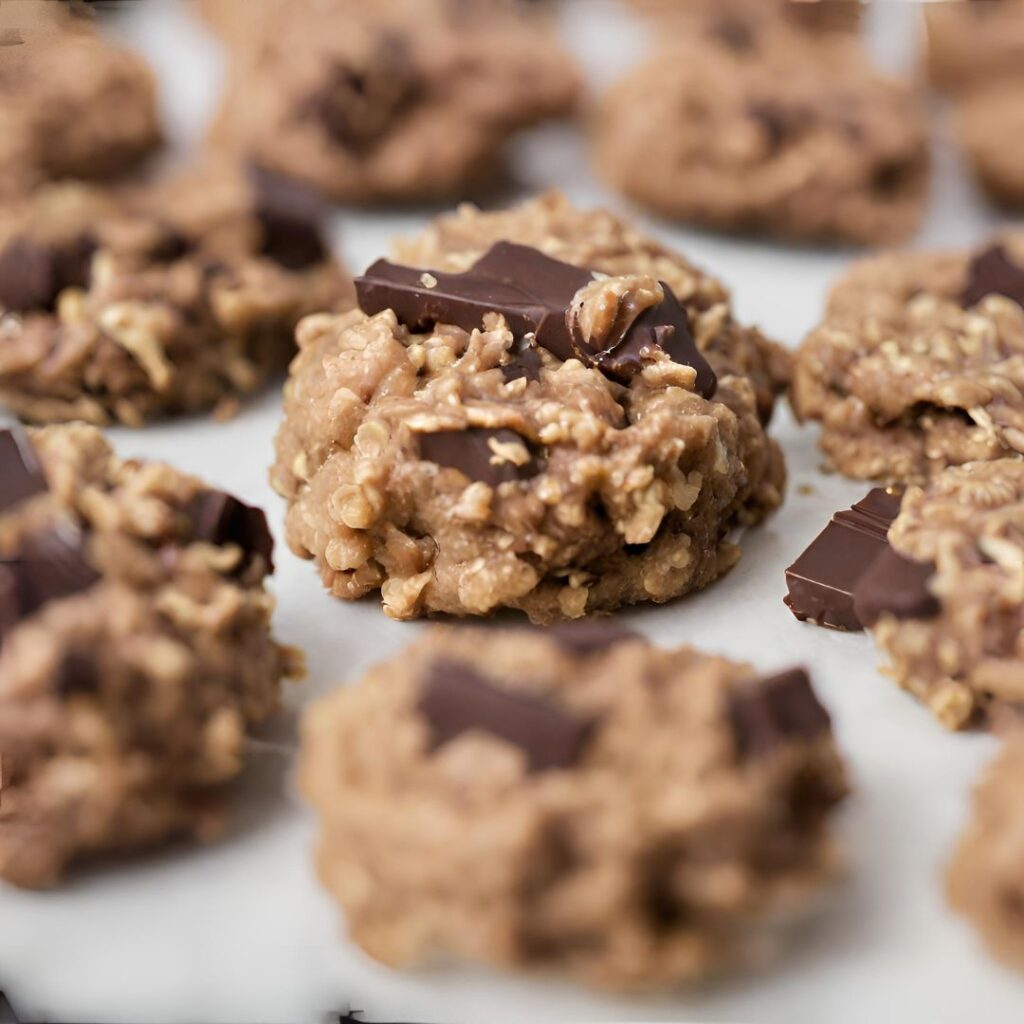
0,0,1022,997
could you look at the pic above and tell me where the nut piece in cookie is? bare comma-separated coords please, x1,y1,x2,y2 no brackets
0,5,162,199
594,13,928,245
0,424,303,888
792,239,1024,483
0,164,353,426
300,626,847,988
949,731,1024,972
273,236,785,623
392,191,791,424
853,459,1023,731
206,0,579,203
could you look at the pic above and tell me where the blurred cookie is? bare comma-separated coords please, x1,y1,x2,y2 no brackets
852,459,1023,730
301,626,847,987
0,423,302,888
792,240,1024,482
630,0,862,36
954,78,1024,207
206,0,579,203
272,202,786,623
925,0,1024,94
0,8,161,199
950,732,1024,969
594,19,928,244
0,163,353,425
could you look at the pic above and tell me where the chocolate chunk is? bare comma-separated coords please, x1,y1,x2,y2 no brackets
302,36,417,154
0,234,96,312
355,242,717,395
187,490,275,573
499,335,543,383
0,427,47,514
246,163,328,271
961,244,1024,310
418,658,593,773
711,16,755,51
784,487,902,631
418,428,542,487
853,547,941,629
727,667,831,760
53,651,99,697
0,526,101,646
548,619,640,657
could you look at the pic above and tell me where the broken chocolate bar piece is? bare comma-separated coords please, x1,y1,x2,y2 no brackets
853,546,941,628
187,489,275,573
0,427,47,514
548,619,640,657
961,244,1024,310
784,487,901,631
418,657,593,773
727,667,831,760
355,241,717,394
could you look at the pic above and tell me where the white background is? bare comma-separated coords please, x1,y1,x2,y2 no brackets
2,2,1023,1021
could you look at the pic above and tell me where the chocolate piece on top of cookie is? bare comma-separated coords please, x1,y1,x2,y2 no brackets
418,656,593,773
961,244,1024,309
784,487,902,631
548,618,640,656
728,667,832,759
246,163,329,271
355,242,717,394
0,234,97,313
187,488,275,573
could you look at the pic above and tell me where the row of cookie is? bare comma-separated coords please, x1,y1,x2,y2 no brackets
1,423,1020,988
5,0,1021,247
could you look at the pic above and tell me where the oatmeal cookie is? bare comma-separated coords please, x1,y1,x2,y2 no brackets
0,5,161,199
206,0,579,203
629,0,862,36
0,163,353,425
792,240,1024,482
925,0,1024,94
953,78,1024,208
849,459,1024,731
949,731,1024,972
393,191,791,424
301,626,847,988
594,19,928,245
272,238,785,624
0,424,303,888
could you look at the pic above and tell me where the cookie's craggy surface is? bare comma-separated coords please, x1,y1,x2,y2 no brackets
273,198,786,624
861,460,1024,731
206,0,579,203
0,165,353,425
0,9,161,199
594,17,928,245
949,732,1024,971
0,425,302,888
792,242,1024,482
301,628,848,988
393,192,791,423
925,0,1024,94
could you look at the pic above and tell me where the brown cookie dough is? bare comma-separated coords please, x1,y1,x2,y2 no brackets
629,0,863,36
851,459,1024,731
792,240,1024,483
925,0,1024,94
953,78,1024,208
949,731,1024,971
0,6,162,199
0,163,353,425
301,626,848,988
393,191,791,424
206,0,579,204
0,424,303,888
272,229,786,624
594,19,929,245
